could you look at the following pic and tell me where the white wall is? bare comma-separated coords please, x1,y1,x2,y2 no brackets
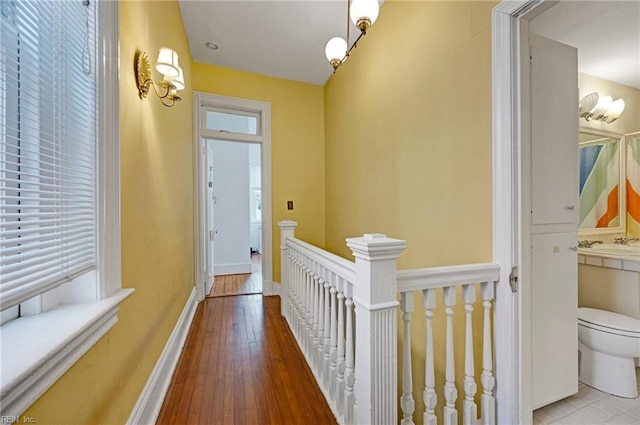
211,140,251,275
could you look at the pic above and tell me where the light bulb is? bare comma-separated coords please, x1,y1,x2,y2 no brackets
325,37,347,69
350,0,379,32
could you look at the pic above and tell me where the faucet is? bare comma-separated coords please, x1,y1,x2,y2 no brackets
578,240,603,248
614,237,640,245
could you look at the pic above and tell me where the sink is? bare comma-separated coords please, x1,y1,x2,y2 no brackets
586,244,640,256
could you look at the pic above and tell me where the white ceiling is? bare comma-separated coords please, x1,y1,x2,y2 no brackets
179,1,640,88
530,0,640,89
178,0,369,86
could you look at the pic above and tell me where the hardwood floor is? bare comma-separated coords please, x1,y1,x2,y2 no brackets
156,295,337,425
209,254,262,297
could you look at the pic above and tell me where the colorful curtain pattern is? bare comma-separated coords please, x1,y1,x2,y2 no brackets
579,140,619,228
627,135,640,237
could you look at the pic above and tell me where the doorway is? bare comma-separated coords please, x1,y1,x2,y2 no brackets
493,0,639,423
206,139,263,298
193,92,273,302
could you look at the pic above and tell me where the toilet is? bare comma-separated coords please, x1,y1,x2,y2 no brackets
578,307,640,398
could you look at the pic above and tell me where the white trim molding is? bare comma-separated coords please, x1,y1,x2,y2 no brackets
97,0,122,298
193,92,273,301
272,281,282,298
492,1,558,423
214,263,252,276
0,289,134,418
127,288,198,425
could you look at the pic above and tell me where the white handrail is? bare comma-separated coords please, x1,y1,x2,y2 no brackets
287,236,356,283
279,221,500,425
397,263,500,292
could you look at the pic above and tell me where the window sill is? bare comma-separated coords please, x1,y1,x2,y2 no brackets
0,288,134,417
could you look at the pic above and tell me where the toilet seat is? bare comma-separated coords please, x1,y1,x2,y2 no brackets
578,307,640,338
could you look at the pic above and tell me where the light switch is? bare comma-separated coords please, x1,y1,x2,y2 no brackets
287,201,294,210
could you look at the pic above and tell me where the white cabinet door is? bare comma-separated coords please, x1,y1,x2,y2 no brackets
531,34,578,226
532,232,578,409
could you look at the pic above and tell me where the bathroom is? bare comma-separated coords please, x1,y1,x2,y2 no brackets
530,2,640,423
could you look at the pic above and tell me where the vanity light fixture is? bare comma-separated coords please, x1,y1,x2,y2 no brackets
324,0,380,71
579,92,625,124
134,47,184,107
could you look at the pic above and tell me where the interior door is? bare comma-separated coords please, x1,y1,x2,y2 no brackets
529,33,579,409
205,141,215,295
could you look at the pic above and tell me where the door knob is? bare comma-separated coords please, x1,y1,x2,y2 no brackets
565,205,575,211
569,246,577,252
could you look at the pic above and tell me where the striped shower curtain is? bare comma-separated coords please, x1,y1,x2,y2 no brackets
579,141,619,228
627,135,640,237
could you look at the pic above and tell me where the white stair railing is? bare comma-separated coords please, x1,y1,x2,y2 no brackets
279,221,405,425
397,264,500,425
279,220,500,425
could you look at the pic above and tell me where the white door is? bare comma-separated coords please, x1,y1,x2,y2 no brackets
205,142,215,295
529,34,579,409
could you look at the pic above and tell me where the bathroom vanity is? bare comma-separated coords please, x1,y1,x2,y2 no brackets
578,245,640,319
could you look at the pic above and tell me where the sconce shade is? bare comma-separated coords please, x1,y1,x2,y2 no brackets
579,92,599,117
156,47,179,78
604,99,625,123
578,92,625,124
167,65,185,91
350,0,379,31
325,37,348,65
590,95,612,120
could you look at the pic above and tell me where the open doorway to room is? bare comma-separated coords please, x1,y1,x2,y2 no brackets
206,139,263,297
493,1,639,423
193,92,273,302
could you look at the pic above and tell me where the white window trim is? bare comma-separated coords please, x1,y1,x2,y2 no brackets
0,1,132,418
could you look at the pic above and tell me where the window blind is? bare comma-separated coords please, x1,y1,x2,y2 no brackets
0,0,97,310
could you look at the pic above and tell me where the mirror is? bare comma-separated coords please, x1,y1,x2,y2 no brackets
578,131,625,234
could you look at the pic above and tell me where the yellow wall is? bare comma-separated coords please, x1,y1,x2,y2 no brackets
192,63,326,282
324,0,497,422
24,1,195,423
325,0,494,266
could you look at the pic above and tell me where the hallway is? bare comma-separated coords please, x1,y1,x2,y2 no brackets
156,294,337,425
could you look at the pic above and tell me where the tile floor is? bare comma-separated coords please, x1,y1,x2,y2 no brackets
533,369,640,425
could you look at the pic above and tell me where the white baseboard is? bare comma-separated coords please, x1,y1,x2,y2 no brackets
126,287,198,425
270,281,281,298
214,263,252,275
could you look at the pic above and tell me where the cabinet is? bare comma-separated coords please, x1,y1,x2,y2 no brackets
529,34,579,409
532,233,578,408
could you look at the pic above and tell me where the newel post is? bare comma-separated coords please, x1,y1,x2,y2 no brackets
278,220,297,318
346,233,407,425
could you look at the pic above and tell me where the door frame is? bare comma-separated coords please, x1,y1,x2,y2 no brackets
193,92,274,301
492,1,560,423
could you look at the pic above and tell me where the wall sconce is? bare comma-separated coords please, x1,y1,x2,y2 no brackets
325,0,380,71
134,48,184,107
579,92,625,124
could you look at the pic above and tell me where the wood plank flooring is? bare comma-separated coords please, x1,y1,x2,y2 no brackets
156,295,337,425
208,273,262,297
209,254,262,297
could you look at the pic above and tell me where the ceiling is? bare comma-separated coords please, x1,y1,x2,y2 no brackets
179,1,640,89
530,1,640,89
178,0,368,86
